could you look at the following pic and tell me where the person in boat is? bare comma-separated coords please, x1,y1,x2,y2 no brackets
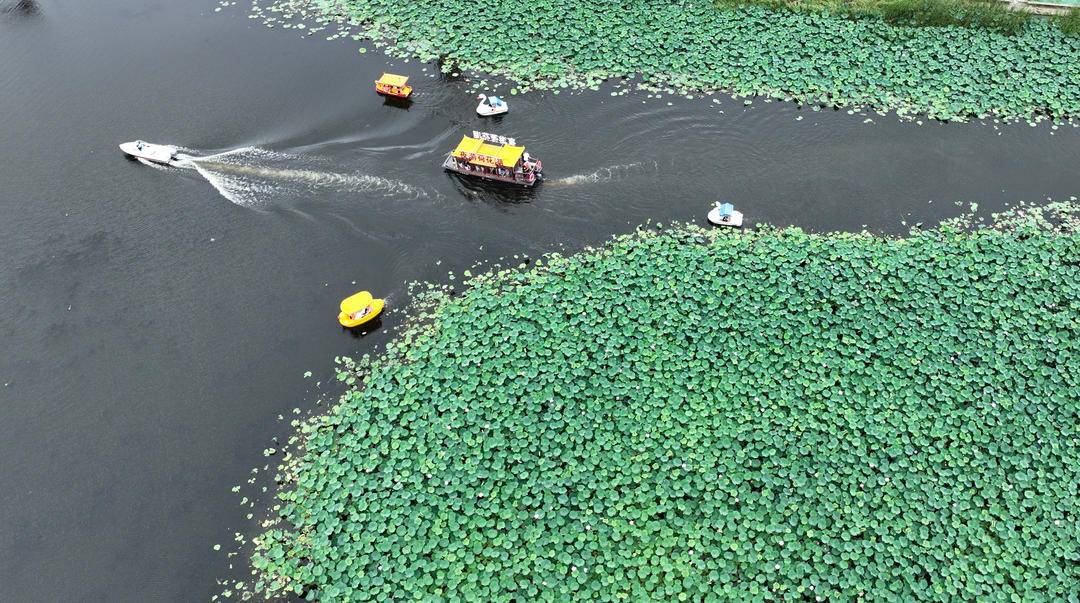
351,305,372,321
716,201,734,222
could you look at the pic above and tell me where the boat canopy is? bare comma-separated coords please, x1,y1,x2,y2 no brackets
340,290,373,314
451,135,525,168
376,73,409,87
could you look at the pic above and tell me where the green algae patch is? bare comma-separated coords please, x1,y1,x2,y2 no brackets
253,0,1080,121
251,212,1080,601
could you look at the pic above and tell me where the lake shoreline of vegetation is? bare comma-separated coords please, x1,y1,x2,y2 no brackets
246,204,1080,601
715,0,1080,36
251,0,1080,121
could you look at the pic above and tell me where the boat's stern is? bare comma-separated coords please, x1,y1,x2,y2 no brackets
441,153,457,171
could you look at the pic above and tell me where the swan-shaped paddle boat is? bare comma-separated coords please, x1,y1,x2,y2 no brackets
476,94,508,116
338,290,384,328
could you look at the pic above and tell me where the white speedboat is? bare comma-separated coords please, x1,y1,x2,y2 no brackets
119,140,180,165
476,94,508,117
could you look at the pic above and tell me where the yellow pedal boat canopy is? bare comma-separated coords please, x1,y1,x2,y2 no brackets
376,73,409,88
340,290,373,313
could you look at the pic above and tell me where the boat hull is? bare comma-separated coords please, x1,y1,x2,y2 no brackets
442,155,540,187
376,84,413,98
476,103,508,116
707,207,744,227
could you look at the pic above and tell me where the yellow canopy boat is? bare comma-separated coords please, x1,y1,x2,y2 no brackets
441,131,543,187
374,73,412,98
338,290,384,328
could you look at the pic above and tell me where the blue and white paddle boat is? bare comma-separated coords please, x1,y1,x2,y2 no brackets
708,202,743,227
476,94,508,117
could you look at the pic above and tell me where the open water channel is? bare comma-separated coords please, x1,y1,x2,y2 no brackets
1,0,1079,599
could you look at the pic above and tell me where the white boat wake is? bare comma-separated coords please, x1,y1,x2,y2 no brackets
549,161,659,186
170,147,431,207
137,158,172,170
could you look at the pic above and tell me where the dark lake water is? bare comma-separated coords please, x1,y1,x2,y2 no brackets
1,0,1078,600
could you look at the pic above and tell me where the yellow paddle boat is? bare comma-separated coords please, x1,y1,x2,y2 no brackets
338,291,384,328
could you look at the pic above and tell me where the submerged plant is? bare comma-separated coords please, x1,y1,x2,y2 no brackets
250,211,1080,601
250,0,1080,121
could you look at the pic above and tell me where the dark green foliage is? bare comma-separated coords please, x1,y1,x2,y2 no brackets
875,0,1030,32
716,0,1032,34
1062,8,1080,37
251,218,1080,601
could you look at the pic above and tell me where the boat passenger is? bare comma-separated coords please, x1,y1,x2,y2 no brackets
351,306,371,321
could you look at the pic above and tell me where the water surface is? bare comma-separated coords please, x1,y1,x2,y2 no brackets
1,0,1078,600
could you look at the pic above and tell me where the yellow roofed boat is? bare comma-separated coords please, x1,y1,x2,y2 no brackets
374,73,412,98
442,131,543,187
338,290,384,328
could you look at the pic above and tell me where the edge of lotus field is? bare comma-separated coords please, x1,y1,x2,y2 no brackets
243,0,1080,122
240,201,1080,601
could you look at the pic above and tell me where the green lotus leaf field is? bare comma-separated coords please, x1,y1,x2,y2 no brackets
251,208,1080,600
260,0,1080,121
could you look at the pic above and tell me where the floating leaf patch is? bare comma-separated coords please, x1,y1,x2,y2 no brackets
250,208,1080,600
253,0,1080,121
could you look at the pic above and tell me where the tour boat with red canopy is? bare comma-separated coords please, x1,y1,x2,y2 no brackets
442,131,543,187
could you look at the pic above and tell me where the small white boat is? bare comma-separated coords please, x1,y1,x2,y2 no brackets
119,140,180,166
476,94,508,117
708,202,743,227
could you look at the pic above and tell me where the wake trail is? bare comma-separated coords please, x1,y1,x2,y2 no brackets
549,161,660,186
171,147,431,207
